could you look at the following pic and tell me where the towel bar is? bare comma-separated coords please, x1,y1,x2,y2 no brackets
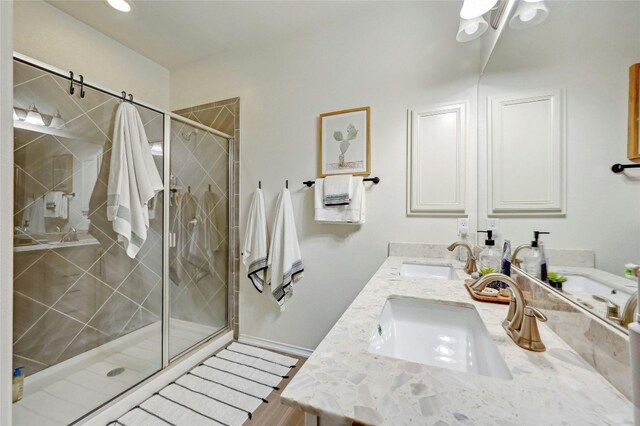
302,177,380,187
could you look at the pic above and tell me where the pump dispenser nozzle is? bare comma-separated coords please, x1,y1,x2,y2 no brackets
478,230,495,246
532,231,550,248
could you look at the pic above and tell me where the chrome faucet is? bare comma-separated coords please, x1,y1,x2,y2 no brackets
511,244,531,268
60,227,77,243
447,240,477,275
471,273,547,351
592,291,638,328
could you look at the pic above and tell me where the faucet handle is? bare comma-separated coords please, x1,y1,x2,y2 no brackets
517,306,547,352
592,295,620,319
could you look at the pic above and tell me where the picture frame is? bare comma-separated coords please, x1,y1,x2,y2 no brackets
319,106,370,177
628,63,640,162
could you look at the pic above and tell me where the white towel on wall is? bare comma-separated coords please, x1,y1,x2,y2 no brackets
107,102,163,258
24,197,45,234
268,188,303,310
323,175,352,205
242,188,268,292
314,176,365,224
43,191,67,219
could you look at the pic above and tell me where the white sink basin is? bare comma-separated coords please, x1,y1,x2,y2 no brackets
368,297,512,380
399,263,457,280
563,275,633,296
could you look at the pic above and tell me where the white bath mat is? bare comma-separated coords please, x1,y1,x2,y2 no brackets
110,343,298,426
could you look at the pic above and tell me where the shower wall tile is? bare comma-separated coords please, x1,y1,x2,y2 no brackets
13,309,85,366
52,273,112,323
13,292,48,339
89,292,139,337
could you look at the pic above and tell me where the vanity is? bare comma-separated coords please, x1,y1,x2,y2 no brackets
281,248,634,425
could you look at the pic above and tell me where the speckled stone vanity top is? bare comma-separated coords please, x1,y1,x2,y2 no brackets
281,256,633,425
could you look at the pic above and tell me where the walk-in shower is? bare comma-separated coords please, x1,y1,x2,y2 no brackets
11,55,233,425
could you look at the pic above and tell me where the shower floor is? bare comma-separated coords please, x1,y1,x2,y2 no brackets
13,319,219,426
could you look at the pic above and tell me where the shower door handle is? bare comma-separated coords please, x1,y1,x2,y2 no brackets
169,233,177,248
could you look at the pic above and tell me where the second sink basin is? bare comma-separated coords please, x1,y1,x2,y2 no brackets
399,263,457,280
368,297,512,380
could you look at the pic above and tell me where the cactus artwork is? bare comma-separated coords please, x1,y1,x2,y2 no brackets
333,124,359,166
320,106,370,175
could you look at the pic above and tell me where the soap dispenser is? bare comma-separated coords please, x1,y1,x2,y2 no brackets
523,231,550,279
12,366,24,403
478,230,500,273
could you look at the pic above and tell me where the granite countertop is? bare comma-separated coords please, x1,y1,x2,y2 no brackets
281,256,633,425
14,233,100,252
550,265,637,322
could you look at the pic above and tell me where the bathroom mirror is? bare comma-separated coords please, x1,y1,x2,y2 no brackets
479,1,640,331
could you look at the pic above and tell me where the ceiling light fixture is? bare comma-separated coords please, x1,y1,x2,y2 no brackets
25,104,45,126
49,110,66,129
509,0,549,30
460,0,499,20
456,16,489,42
107,0,131,13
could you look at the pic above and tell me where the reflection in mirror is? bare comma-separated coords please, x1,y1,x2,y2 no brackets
479,1,640,331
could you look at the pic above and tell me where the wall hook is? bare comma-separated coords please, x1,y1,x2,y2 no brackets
258,181,262,189
78,74,85,98
208,184,211,192
121,91,127,102
128,93,133,104
68,71,75,95
285,180,289,189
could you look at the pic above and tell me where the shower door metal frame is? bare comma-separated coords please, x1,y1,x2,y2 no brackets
163,113,234,364
5,52,236,422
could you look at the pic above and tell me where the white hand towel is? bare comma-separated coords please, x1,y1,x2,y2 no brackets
176,192,198,282
323,175,352,205
189,191,220,274
268,188,303,310
107,102,163,258
43,191,67,219
24,197,45,234
242,188,268,292
314,176,365,224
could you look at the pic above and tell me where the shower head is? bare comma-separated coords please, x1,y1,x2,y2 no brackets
181,129,198,141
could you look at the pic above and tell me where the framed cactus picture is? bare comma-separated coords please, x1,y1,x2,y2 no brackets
319,106,371,176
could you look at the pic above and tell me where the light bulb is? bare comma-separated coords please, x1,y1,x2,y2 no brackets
107,0,131,12
509,0,549,29
49,109,65,129
456,16,489,42
460,0,498,19
25,104,45,126
465,22,480,35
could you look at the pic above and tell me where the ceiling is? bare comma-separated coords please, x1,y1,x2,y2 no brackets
45,1,381,70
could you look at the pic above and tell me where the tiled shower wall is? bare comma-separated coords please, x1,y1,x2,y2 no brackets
174,98,240,338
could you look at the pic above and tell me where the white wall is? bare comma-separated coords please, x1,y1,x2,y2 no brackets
0,2,13,424
478,1,640,274
13,1,170,109
171,2,480,349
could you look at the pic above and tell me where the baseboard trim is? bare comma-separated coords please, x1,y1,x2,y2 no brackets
83,330,233,426
238,334,314,358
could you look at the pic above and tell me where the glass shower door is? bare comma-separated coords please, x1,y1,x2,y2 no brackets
12,58,164,425
168,118,229,358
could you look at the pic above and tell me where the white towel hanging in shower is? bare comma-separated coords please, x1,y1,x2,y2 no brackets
107,102,163,258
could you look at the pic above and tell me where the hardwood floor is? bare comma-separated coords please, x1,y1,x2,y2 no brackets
243,355,307,426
